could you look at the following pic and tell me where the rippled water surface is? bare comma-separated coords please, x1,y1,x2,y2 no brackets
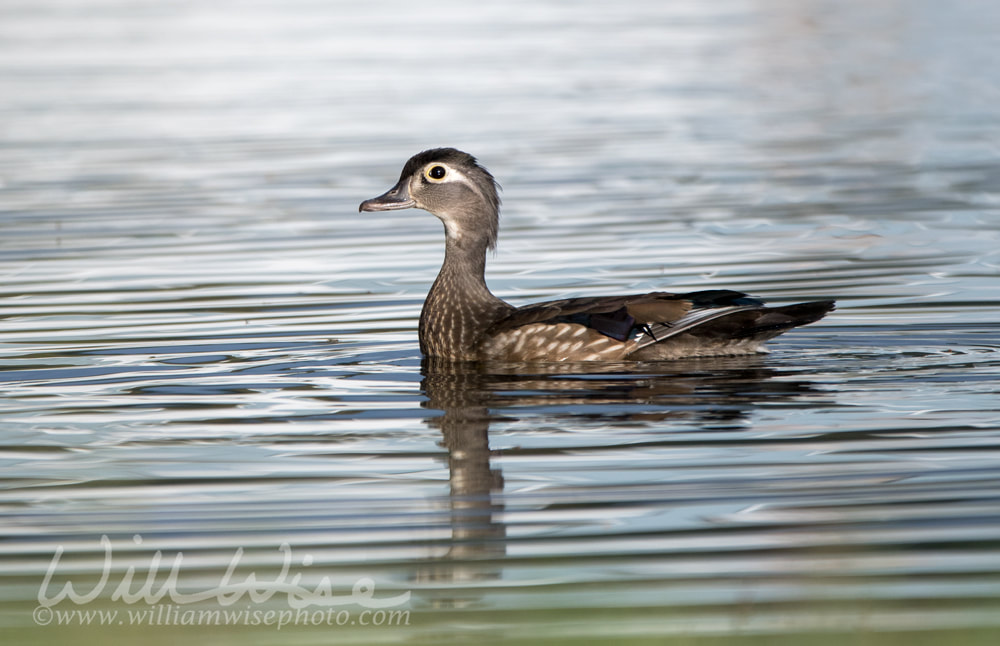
3,1,1000,644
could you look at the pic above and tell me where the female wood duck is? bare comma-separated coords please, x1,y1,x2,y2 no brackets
360,148,834,362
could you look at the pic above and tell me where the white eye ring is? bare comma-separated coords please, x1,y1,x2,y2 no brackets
424,165,448,182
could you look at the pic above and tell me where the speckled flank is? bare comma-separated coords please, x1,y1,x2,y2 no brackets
479,323,637,362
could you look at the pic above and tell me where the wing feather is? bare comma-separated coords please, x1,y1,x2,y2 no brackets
486,292,691,340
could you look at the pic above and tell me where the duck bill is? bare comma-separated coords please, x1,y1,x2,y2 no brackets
359,181,415,212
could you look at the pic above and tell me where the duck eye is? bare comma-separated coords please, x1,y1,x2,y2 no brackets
426,165,447,181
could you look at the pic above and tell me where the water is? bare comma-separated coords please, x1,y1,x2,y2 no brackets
2,0,1000,644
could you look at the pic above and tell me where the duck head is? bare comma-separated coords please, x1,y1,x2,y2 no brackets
359,148,501,250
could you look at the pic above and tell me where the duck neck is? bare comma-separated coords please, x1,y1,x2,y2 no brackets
440,233,493,297
419,232,511,360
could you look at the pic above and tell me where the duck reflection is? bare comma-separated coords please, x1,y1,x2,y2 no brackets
422,359,505,563
414,359,505,602
413,355,829,603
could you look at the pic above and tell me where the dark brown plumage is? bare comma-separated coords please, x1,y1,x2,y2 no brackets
359,148,834,362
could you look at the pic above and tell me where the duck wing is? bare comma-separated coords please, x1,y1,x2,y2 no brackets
486,289,833,354
632,295,835,358
486,291,697,341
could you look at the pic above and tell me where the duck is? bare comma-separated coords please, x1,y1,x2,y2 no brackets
359,148,834,362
